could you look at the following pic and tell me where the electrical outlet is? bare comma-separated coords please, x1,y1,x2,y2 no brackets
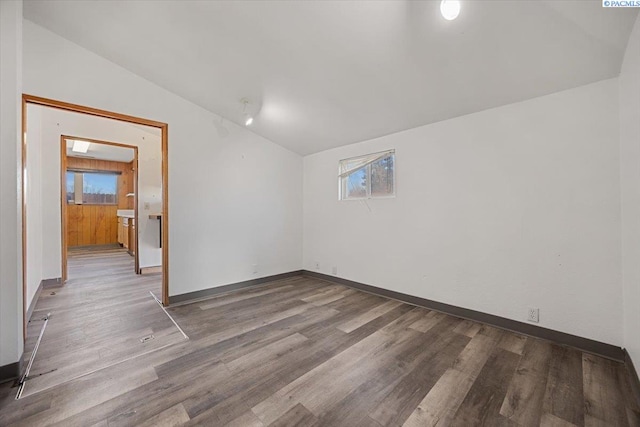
332,266,337,275
315,262,320,271
252,264,258,274
527,308,539,323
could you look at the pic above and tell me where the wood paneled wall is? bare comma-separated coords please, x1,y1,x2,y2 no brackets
66,157,134,247
67,205,118,247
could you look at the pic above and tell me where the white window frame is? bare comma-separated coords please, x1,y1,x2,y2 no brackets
338,150,396,201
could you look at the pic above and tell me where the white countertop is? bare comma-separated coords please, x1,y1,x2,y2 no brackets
117,209,135,218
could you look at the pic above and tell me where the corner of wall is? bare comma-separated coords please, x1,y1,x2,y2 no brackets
619,13,640,371
0,0,25,368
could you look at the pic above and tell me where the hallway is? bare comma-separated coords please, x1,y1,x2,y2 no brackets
15,247,184,398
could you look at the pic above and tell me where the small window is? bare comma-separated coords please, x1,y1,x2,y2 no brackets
66,171,75,204
67,170,118,205
339,150,395,200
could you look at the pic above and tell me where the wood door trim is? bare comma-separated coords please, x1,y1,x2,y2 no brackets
61,135,145,150
60,137,67,283
23,95,167,128
134,156,140,274
60,136,140,277
22,94,170,344
21,96,27,340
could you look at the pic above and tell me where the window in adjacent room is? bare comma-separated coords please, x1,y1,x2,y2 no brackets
66,171,75,204
339,150,395,200
67,170,119,205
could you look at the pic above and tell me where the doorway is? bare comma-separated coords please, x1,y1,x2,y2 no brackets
21,94,170,342
60,137,140,281
16,95,179,398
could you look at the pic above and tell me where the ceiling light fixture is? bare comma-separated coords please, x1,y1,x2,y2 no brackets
241,98,254,126
72,140,91,153
440,0,461,20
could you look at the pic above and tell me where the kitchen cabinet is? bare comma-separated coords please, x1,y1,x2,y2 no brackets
117,217,124,245
122,218,129,249
117,213,135,256
129,219,136,256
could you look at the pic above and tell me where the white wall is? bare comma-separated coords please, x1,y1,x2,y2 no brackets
620,14,640,368
14,9,635,364
23,20,303,298
304,78,623,346
25,104,43,308
0,0,24,369
31,105,163,278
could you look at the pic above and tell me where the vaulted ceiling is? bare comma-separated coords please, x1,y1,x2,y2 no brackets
24,1,638,155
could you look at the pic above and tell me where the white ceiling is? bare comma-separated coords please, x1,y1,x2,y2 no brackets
66,139,135,163
24,1,638,155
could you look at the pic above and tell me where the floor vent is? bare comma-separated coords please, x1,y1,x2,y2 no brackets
140,335,155,343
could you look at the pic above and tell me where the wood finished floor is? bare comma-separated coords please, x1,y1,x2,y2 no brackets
1,252,638,426
16,247,184,398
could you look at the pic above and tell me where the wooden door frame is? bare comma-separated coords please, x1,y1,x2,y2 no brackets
22,94,170,339
60,136,140,281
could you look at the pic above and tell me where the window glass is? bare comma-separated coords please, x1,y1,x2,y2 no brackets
345,167,367,199
339,151,395,200
82,172,117,204
66,171,75,203
67,171,118,205
371,155,394,197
